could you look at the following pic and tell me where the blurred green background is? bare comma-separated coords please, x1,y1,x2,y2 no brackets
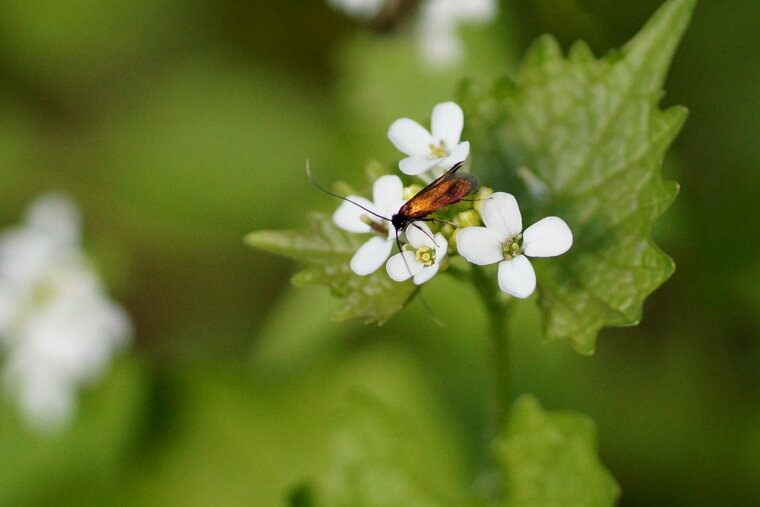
0,0,758,505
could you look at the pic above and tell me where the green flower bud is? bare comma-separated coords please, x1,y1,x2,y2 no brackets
456,210,481,228
448,228,460,250
403,184,424,201
474,186,494,215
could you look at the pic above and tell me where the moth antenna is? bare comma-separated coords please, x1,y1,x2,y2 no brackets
305,160,390,223
410,221,440,248
419,217,458,228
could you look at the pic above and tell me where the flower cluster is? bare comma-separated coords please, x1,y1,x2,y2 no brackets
333,101,573,299
326,0,498,67
0,194,131,432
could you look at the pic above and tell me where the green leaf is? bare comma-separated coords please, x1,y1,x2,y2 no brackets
495,396,620,507
463,0,695,353
246,212,416,325
306,394,473,507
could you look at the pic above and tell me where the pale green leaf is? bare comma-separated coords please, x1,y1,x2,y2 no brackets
496,396,619,507
305,394,474,507
463,0,695,353
246,212,415,325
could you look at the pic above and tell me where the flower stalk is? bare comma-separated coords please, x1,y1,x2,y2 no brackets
470,264,511,437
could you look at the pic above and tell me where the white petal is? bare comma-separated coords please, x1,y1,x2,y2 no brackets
399,156,440,176
456,226,503,265
372,175,404,213
350,237,394,276
405,222,435,249
430,101,464,148
497,256,536,299
327,0,386,18
419,22,462,66
433,233,448,259
413,263,439,285
25,193,81,246
454,0,498,20
440,141,470,169
386,251,423,281
522,217,573,257
332,196,375,233
387,118,435,157
482,192,522,239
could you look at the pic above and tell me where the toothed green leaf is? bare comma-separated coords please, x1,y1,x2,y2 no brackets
496,396,620,507
464,0,695,353
246,212,415,325
299,394,473,507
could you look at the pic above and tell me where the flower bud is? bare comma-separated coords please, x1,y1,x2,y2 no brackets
403,184,424,201
440,223,455,239
448,227,460,250
473,186,494,215
456,210,481,228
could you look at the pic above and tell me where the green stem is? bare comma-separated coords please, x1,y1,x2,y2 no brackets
470,265,511,438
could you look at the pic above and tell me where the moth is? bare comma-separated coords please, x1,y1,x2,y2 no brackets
308,160,478,252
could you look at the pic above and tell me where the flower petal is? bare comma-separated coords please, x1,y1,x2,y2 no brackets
482,192,522,240
497,256,536,299
430,101,463,148
413,263,439,285
387,118,434,157
399,156,440,176
386,251,422,281
419,22,462,67
456,226,503,265
433,233,448,259
25,193,81,246
522,216,573,257
350,236,394,276
332,196,375,233
405,222,435,249
372,175,404,214
440,141,470,169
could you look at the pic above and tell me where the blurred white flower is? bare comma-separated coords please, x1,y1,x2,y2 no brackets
0,194,131,432
386,221,447,285
387,101,470,177
456,192,573,298
419,0,497,66
327,0,389,19
325,0,498,67
332,175,405,276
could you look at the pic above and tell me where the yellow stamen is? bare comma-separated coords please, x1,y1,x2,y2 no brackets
428,141,447,158
416,245,436,266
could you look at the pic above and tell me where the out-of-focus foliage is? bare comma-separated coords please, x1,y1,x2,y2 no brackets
0,360,146,506
496,396,619,507
304,394,472,507
0,0,758,506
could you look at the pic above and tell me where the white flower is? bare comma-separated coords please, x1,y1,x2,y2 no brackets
387,101,470,177
386,222,447,285
325,0,498,68
0,194,131,432
419,0,498,66
456,192,572,298
332,175,405,276
326,0,388,19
